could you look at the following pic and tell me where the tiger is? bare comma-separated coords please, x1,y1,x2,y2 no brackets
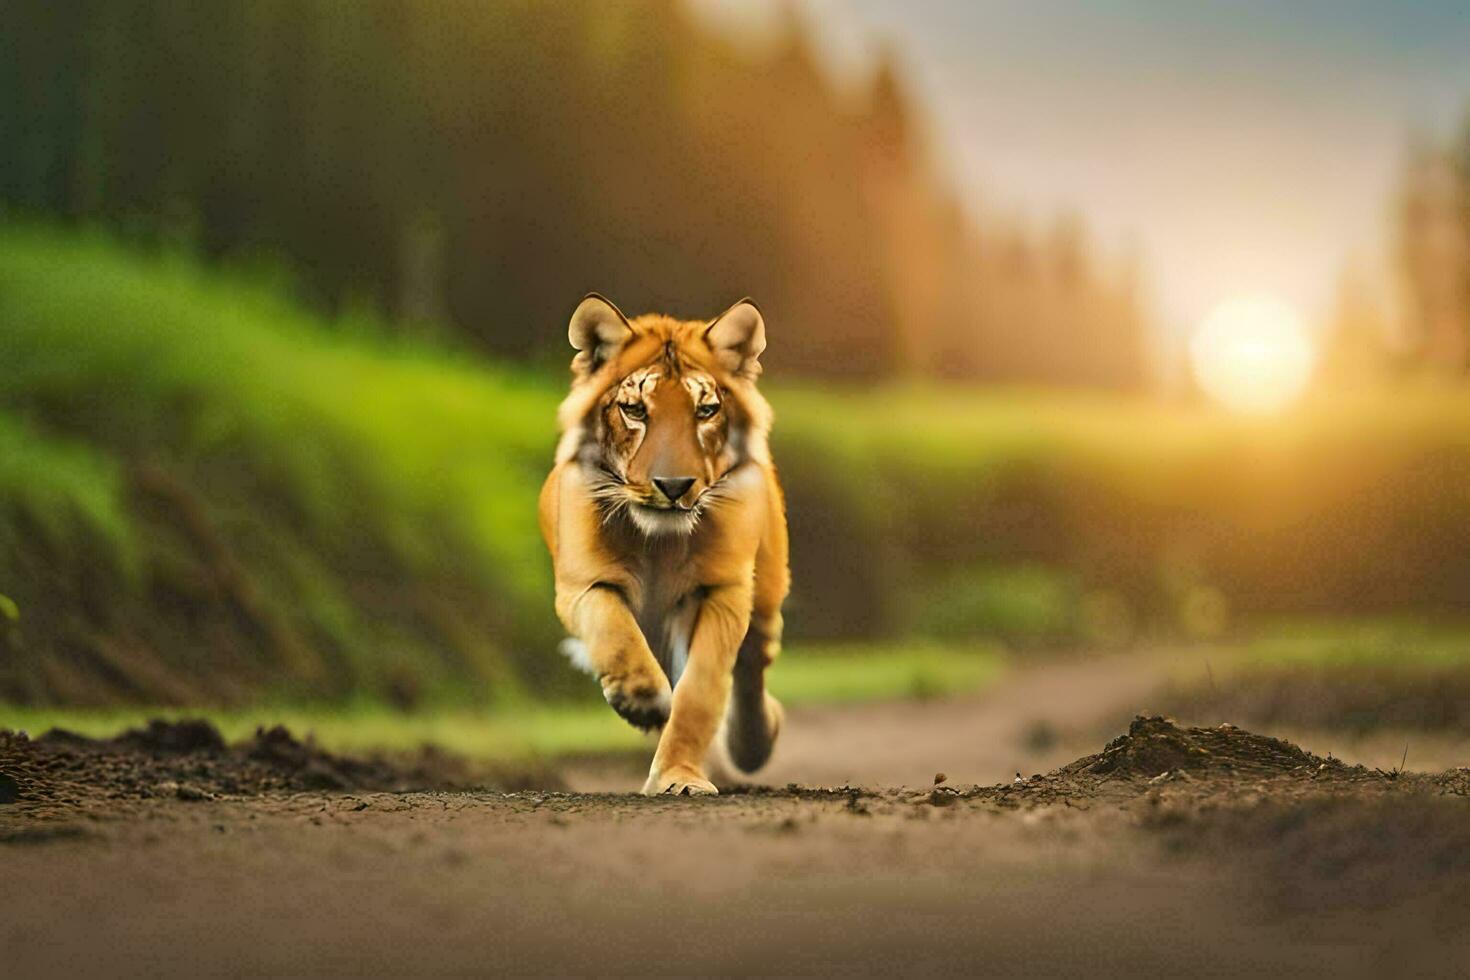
538,294,790,795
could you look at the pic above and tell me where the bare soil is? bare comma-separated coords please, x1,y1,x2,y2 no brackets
5,657,1470,977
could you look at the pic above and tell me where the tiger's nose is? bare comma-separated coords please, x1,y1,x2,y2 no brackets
652,476,696,504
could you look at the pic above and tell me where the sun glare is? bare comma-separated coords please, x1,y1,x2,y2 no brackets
1189,294,1316,415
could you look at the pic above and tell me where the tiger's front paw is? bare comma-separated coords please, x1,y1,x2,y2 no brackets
600,667,672,732
642,763,718,797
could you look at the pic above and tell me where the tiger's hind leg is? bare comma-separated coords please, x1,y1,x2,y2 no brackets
724,611,784,774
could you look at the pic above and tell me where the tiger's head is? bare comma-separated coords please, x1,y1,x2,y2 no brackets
555,293,773,536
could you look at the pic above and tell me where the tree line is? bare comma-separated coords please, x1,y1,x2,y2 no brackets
1321,123,1470,386
2,0,1150,386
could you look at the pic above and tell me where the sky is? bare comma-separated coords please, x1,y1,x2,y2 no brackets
689,0,1470,341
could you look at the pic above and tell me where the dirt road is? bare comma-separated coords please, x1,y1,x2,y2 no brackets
568,649,1173,793
5,655,1470,977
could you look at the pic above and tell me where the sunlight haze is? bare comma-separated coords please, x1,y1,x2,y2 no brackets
690,0,1470,340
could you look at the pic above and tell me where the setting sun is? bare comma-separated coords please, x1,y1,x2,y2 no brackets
1189,294,1317,414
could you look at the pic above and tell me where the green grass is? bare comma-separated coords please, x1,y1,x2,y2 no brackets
0,411,132,566
1241,619,1470,672
770,640,1006,703
1163,620,1470,736
1165,618,1470,700
0,643,1005,760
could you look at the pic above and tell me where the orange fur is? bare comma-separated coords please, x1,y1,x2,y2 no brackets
540,296,789,795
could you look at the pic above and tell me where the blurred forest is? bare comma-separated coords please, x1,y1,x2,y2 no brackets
1,0,1149,386
1320,126,1470,386
5,3,1470,710
1392,134,1470,374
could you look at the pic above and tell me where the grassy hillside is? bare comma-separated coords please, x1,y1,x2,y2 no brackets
3,226,1470,706
0,227,561,705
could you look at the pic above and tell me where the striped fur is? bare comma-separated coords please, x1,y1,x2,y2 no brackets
540,296,789,795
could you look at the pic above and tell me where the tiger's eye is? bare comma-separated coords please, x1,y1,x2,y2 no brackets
695,403,718,420
620,402,647,422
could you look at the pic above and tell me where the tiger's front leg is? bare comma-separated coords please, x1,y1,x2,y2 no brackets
565,585,671,731
643,584,752,796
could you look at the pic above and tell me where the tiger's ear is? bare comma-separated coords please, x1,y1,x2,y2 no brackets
568,293,632,377
704,298,766,379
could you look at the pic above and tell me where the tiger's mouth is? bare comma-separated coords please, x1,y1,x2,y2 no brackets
628,500,701,536
636,499,695,512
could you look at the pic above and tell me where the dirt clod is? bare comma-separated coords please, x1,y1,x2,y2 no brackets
961,714,1469,811
127,719,228,753
0,719,560,820
1076,715,1321,778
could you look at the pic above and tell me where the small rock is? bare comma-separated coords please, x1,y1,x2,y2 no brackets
0,771,19,804
928,788,957,807
175,783,215,802
933,772,947,786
